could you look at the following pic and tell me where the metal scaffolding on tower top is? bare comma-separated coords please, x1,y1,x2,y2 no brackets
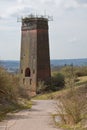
17,14,53,22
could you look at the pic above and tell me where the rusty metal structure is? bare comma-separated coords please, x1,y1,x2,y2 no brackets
20,14,52,96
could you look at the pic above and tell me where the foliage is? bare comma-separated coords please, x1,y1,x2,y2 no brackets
52,66,87,78
75,66,87,77
36,73,65,94
58,87,87,124
36,80,47,94
33,91,62,100
0,67,32,121
76,76,87,86
53,65,87,128
51,73,65,91
0,67,19,102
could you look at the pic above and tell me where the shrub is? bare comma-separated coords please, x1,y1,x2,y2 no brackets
36,73,65,93
75,66,87,77
51,73,65,91
36,81,47,94
60,65,78,89
57,86,87,125
0,67,19,103
60,66,87,77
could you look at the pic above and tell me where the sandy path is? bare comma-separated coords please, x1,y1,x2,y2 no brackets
0,100,61,130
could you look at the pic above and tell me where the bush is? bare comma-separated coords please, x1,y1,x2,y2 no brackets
0,67,19,103
0,67,33,121
36,81,47,94
57,86,87,125
36,73,65,93
75,66,87,77
59,66,87,77
51,73,65,91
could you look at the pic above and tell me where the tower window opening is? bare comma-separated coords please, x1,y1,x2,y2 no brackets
30,79,32,85
23,78,25,84
25,68,31,77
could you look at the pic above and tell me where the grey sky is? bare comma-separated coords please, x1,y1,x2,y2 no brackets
0,0,87,60
76,0,87,4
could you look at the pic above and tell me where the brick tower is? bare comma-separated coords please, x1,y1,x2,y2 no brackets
20,15,51,96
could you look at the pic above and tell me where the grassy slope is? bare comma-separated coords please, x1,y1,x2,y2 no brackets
33,89,66,100
77,76,87,85
33,76,87,100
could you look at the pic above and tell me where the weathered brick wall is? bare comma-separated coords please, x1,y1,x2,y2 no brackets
20,17,51,96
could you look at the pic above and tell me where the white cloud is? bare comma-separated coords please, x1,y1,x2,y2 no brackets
0,0,87,60
63,0,79,9
1,0,87,19
0,0,31,18
68,38,78,44
0,0,63,19
61,0,87,10
17,0,23,3
76,0,87,4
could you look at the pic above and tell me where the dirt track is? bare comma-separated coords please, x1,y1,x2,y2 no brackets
0,100,62,130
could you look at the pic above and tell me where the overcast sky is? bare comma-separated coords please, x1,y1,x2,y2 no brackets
0,0,87,60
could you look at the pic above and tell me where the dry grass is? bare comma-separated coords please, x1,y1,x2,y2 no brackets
55,86,87,130
0,67,32,121
77,76,87,84
33,75,87,100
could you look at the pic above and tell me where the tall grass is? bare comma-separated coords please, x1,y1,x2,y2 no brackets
57,87,87,125
0,67,19,102
55,66,87,128
0,67,32,121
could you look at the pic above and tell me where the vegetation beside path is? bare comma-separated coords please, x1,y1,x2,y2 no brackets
0,65,87,130
33,66,87,130
0,67,32,121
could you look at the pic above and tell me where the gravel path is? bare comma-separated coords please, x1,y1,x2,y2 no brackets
0,100,62,130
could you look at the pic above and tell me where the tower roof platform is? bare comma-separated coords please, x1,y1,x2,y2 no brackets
18,14,53,22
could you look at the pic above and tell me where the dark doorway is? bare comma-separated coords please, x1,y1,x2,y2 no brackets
25,68,31,77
